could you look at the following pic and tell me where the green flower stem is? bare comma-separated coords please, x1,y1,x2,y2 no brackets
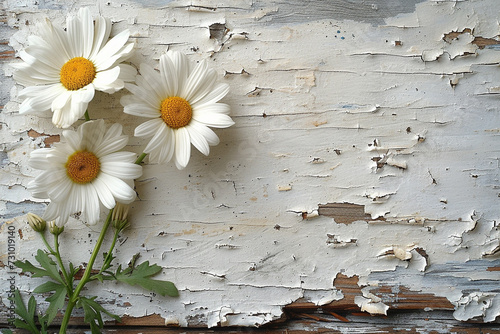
39,232,55,255
59,209,114,334
97,227,120,276
53,233,71,289
84,110,90,122
135,152,147,165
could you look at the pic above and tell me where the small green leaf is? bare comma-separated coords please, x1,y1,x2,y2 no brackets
11,290,40,334
34,250,63,283
44,284,66,324
14,260,49,278
78,296,120,333
32,281,61,294
115,261,179,297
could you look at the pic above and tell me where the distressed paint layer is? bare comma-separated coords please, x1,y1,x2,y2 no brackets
1,0,500,327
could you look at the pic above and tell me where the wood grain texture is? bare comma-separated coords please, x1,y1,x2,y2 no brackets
1,0,500,330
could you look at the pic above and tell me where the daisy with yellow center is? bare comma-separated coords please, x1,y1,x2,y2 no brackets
28,120,143,226
13,7,136,128
121,51,234,169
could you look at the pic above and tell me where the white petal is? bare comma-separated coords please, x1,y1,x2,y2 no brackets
92,176,116,209
118,64,137,83
180,60,208,101
83,184,100,224
123,102,160,118
51,90,72,111
159,53,177,97
167,51,188,95
66,13,83,58
80,120,106,151
193,102,231,116
100,151,137,164
192,110,235,128
101,161,142,179
78,8,94,58
90,16,111,60
93,133,128,157
52,96,77,128
174,127,191,169
47,177,73,202
135,118,164,137
21,46,65,71
139,63,164,100
157,126,175,163
143,123,169,154
98,173,136,203
187,124,210,156
124,82,161,109
93,66,121,92
43,202,62,224
190,120,220,145
19,84,66,114
192,83,229,108
93,30,130,69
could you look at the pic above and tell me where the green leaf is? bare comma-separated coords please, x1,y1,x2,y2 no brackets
2,329,14,334
78,296,120,334
115,261,179,297
34,249,63,283
32,281,61,294
44,284,66,324
14,260,49,278
11,290,40,334
33,282,67,325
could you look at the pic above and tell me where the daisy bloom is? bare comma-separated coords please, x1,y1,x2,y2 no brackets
121,51,234,169
28,119,142,226
13,7,135,128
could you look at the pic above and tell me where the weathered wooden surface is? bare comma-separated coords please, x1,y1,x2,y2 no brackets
1,0,500,331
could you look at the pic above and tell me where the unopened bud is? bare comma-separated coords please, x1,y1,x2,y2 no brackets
112,202,130,231
27,213,46,232
48,221,64,236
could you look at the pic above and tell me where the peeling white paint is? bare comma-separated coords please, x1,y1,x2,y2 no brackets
1,0,500,327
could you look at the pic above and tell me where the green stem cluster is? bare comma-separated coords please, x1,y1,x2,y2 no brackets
57,210,113,333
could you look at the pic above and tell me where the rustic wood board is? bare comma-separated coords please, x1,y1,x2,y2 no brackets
1,0,500,331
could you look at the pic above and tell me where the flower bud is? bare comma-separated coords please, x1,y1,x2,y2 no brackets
48,221,64,236
112,202,130,231
27,213,46,232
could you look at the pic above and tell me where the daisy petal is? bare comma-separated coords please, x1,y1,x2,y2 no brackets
192,111,235,128
192,83,229,108
93,66,121,92
101,161,143,179
157,126,175,163
92,176,116,209
93,29,130,70
187,125,210,156
90,16,111,60
135,118,164,137
159,53,177,97
174,127,191,169
190,119,220,146
79,8,94,58
98,173,137,203
143,123,169,153
123,103,160,118
168,51,188,93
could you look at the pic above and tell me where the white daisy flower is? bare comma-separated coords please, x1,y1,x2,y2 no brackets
121,51,234,169
13,7,136,128
28,119,142,226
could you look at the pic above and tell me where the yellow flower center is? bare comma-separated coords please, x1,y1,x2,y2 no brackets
160,96,192,129
65,150,100,184
60,57,96,91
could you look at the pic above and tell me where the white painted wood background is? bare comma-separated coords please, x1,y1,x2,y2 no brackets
1,0,500,329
